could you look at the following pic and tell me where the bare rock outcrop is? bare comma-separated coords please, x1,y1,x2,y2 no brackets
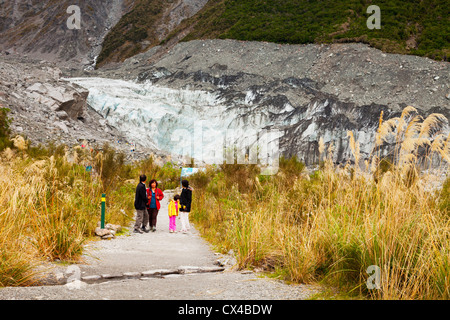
25,81,88,120
0,55,128,155
0,0,128,69
80,40,450,165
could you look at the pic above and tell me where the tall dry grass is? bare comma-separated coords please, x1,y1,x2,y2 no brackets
0,136,182,287
0,141,137,286
190,106,450,299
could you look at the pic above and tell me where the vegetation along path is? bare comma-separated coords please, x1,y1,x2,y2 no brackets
0,189,322,300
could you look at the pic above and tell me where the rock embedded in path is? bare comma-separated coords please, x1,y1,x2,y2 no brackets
81,275,101,283
105,223,122,233
142,269,180,277
94,223,123,239
94,227,114,239
123,272,142,279
199,266,225,273
95,227,111,237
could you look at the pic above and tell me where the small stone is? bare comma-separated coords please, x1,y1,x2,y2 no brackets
95,227,111,237
105,223,122,233
240,270,253,274
162,274,182,279
216,258,229,267
160,268,179,275
65,280,87,290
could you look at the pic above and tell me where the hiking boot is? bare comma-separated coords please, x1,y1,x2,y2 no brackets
142,227,150,233
134,228,143,234
152,226,156,232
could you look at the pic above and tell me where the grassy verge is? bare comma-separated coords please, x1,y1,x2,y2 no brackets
188,106,450,299
0,110,180,286
2,105,449,298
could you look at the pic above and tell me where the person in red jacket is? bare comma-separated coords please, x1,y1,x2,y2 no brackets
145,179,164,232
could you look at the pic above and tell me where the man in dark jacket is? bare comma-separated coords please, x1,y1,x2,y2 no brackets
134,174,149,233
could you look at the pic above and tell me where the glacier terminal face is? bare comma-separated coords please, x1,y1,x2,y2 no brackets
66,76,398,167
66,40,450,167
68,77,280,167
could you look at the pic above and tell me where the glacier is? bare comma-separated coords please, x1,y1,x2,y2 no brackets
68,77,281,168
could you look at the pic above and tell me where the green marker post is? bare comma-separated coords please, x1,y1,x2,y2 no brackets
101,193,106,229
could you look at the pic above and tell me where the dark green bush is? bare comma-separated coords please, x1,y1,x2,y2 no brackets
182,0,449,61
0,107,12,151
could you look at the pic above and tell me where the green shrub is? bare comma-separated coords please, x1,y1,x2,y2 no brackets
179,0,449,62
0,107,12,151
156,162,181,190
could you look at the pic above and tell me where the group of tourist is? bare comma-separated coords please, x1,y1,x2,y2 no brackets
133,174,193,234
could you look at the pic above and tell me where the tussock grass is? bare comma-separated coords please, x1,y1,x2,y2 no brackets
0,134,179,286
190,106,450,299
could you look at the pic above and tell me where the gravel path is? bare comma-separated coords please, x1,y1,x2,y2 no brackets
0,272,321,300
0,190,322,300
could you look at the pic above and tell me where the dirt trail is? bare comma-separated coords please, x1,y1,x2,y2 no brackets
0,190,322,300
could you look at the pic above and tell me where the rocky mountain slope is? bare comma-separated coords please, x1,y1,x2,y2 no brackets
0,53,172,163
95,0,208,67
0,0,211,69
71,39,449,165
96,0,450,67
1,0,448,167
0,0,130,69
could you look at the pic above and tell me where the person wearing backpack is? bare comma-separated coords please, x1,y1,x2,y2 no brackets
179,179,193,233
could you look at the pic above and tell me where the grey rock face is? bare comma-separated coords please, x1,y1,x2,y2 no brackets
25,81,88,120
86,40,449,165
0,55,155,161
3,39,449,167
0,0,127,69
